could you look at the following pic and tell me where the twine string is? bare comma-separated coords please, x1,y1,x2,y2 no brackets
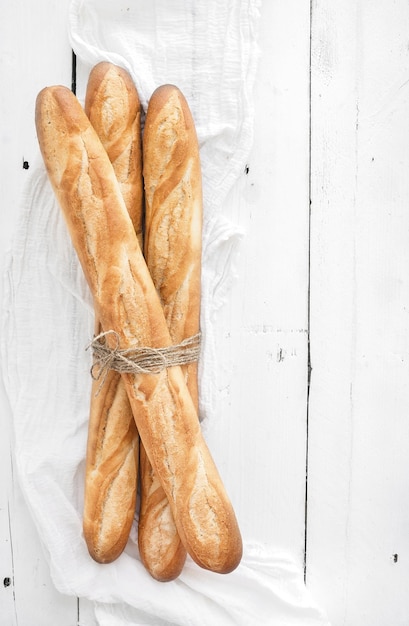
86,330,201,393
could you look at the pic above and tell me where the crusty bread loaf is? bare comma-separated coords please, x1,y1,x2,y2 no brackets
81,63,143,563
35,86,243,574
138,85,202,580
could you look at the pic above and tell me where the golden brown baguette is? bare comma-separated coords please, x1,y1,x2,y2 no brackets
137,85,202,581
35,85,243,574
81,63,143,563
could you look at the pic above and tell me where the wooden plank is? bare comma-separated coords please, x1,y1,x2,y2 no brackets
0,1,78,624
0,413,17,626
212,0,311,565
307,1,409,623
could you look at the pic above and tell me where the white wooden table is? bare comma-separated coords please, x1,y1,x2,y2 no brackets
1,1,409,624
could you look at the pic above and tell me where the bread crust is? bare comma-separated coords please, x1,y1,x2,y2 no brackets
138,85,202,580
35,86,242,574
143,85,201,406
83,371,139,563
81,63,143,563
85,62,143,245
138,446,187,580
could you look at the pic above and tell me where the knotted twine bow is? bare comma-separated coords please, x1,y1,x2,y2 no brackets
87,330,201,394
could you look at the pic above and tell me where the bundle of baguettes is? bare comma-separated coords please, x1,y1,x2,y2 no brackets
35,82,242,575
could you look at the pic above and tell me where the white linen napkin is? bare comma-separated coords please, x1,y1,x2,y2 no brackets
1,1,330,624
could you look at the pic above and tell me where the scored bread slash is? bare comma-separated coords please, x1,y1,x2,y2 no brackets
84,62,144,247
138,84,203,581
81,62,143,564
35,86,243,574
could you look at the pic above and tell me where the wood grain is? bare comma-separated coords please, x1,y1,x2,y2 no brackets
307,1,409,624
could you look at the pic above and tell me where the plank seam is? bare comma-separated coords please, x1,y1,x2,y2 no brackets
71,50,77,95
304,0,313,585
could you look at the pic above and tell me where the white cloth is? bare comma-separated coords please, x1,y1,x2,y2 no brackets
1,1,330,624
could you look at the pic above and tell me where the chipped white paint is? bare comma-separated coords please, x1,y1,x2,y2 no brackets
1,0,409,625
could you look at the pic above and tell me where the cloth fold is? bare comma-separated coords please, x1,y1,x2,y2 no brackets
1,1,330,624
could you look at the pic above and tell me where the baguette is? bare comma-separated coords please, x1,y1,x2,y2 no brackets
35,86,243,574
82,63,143,563
138,85,202,580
